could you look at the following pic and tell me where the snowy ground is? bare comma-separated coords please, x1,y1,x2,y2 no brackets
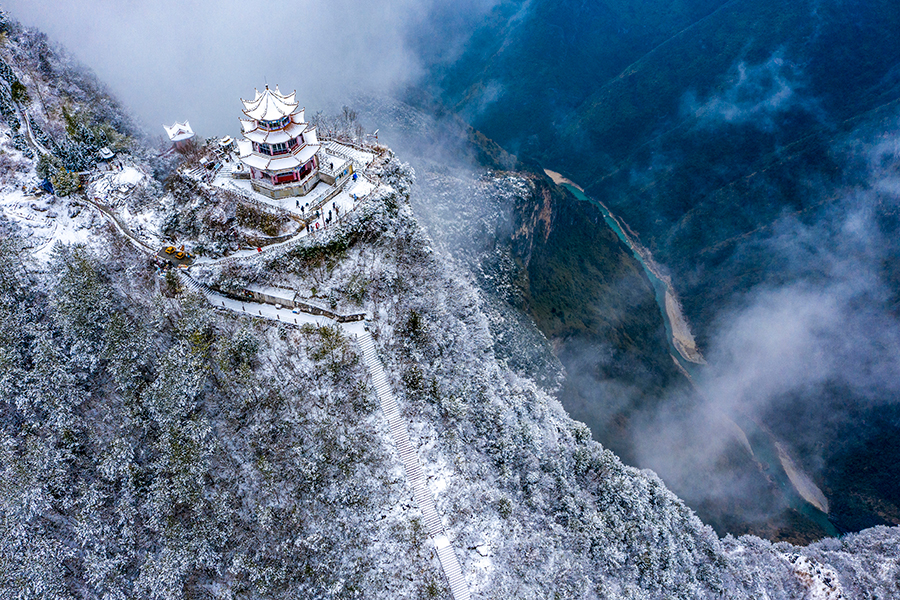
89,166,145,205
204,292,371,340
0,186,104,261
782,553,845,599
207,289,336,327
0,148,378,269
118,203,163,249
212,171,375,226
0,159,167,264
195,175,377,266
181,273,367,331
320,151,350,174
211,140,376,221
1,135,378,270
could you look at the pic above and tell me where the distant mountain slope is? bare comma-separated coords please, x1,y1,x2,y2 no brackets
355,96,683,469
431,0,900,183
427,0,900,321
419,0,900,541
431,0,732,156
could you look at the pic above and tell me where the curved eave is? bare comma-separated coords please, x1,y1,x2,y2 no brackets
242,121,308,144
164,121,194,141
242,103,300,121
240,143,320,173
241,87,300,121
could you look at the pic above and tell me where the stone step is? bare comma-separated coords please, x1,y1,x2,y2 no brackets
352,331,471,600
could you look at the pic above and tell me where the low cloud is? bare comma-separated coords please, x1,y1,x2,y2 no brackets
632,121,900,522
685,52,816,130
3,0,499,138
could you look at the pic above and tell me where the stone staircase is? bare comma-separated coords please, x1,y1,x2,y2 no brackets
355,331,471,600
178,272,209,297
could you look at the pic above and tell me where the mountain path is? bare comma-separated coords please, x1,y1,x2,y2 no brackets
178,273,472,599
356,330,471,600
34,129,472,597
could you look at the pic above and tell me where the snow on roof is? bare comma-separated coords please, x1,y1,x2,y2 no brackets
241,85,299,121
240,143,319,172
237,139,252,157
163,121,195,142
246,284,296,302
116,167,144,186
242,121,307,145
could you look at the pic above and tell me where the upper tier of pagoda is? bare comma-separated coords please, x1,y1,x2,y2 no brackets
238,86,310,147
241,85,299,122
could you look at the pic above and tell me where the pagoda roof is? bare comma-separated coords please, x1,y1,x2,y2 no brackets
239,118,257,133
236,139,252,157
240,143,319,173
240,110,305,134
163,121,194,142
241,85,299,121
243,122,313,145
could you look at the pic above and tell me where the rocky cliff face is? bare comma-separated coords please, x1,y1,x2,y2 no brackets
356,97,684,467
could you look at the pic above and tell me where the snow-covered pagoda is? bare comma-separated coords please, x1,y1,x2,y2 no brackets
237,86,322,199
164,121,195,150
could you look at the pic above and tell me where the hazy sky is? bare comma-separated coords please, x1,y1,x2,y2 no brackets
4,0,456,139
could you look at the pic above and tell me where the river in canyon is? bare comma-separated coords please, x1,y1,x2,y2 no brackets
546,169,838,538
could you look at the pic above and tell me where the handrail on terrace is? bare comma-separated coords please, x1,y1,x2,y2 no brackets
319,136,380,155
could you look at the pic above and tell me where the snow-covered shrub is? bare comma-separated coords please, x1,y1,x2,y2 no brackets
0,231,446,599
311,105,367,143
0,150,27,184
